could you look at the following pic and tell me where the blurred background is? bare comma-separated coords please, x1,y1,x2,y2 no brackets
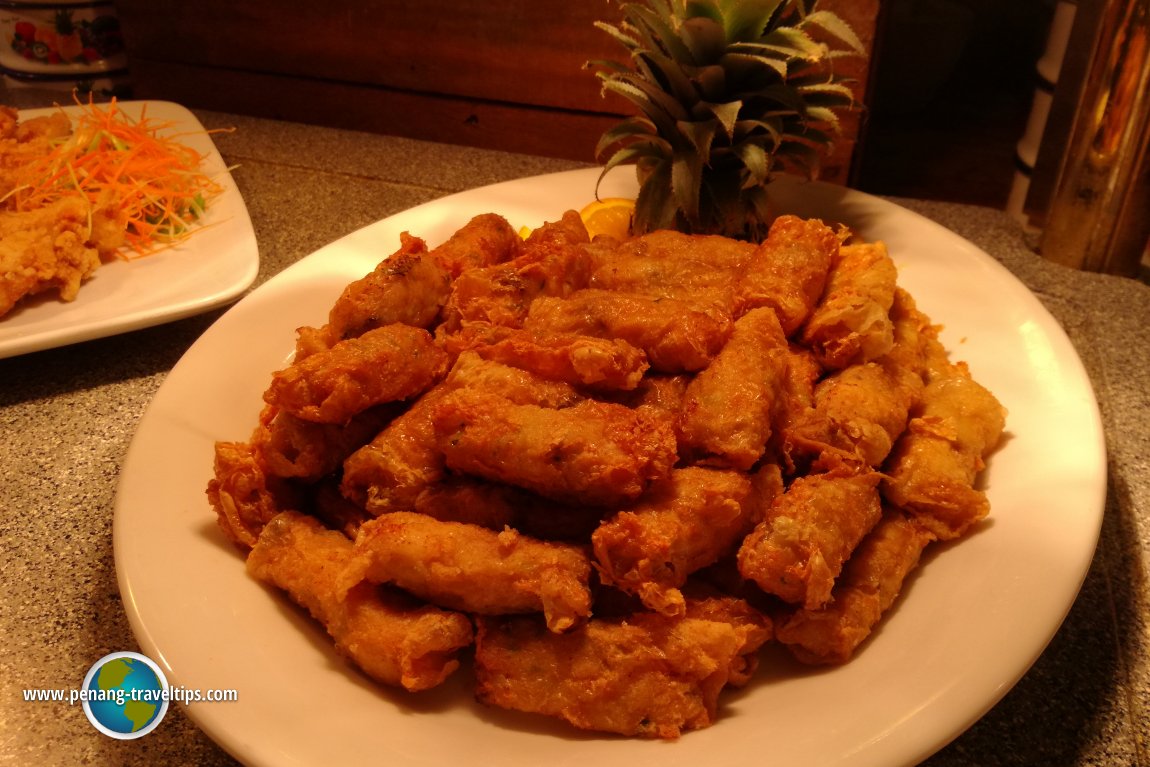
3,0,1145,275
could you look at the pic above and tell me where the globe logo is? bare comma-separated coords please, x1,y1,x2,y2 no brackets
81,652,170,739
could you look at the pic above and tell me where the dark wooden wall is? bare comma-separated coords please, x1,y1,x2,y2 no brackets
115,0,878,182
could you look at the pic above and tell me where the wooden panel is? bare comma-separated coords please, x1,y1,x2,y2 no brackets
127,59,618,162
114,0,624,113
116,0,879,176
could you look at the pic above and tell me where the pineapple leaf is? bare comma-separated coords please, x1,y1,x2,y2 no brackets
801,10,867,54
683,0,724,25
627,3,696,63
637,51,701,107
734,142,771,187
594,115,661,160
719,50,789,81
693,100,742,140
672,150,704,221
760,27,828,61
593,20,643,54
717,0,784,42
600,76,689,135
676,118,719,159
597,141,672,194
632,159,677,233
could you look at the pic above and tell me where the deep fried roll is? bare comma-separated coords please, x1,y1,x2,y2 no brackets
882,366,1007,539
735,214,839,334
677,307,790,470
247,511,474,691
429,212,521,278
207,440,301,549
738,470,884,609
592,467,753,616
774,510,936,664
474,612,741,739
351,511,592,632
801,241,898,369
525,288,732,373
265,324,448,424
431,388,677,506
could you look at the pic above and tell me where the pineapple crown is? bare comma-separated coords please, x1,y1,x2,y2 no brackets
588,0,865,240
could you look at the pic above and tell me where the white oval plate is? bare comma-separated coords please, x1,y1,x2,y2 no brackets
0,100,258,359
114,168,1105,767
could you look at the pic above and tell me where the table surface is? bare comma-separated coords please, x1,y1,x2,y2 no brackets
2,86,1148,766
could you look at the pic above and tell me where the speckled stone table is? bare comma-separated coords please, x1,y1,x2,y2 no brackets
2,87,1147,766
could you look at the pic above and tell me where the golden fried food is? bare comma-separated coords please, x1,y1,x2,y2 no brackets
785,359,923,471
247,511,474,691
443,321,649,390
883,365,1007,539
432,388,677,506
440,210,590,330
350,511,592,632
264,323,448,424
801,241,899,369
735,214,839,333
774,509,936,664
209,207,1006,740
474,612,741,739
677,307,790,469
592,467,754,615
525,288,732,372
339,352,582,515
207,440,302,549
738,470,884,609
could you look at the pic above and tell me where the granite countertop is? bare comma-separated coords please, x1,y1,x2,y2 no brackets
2,87,1147,766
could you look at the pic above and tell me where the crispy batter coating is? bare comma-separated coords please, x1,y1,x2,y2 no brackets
351,511,592,632
801,241,899,369
525,288,732,373
429,212,521,278
785,359,924,471
313,233,451,348
340,352,582,514
474,613,741,739
443,321,649,390
265,324,448,424
207,441,302,549
738,470,884,609
677,307,790,469
882,367,1007,539
251,404,397,481
682,585,774,686
593,467,753,616
431,388,677,506
247,511,474,691
735,215,839,334
775,510,936,664
440,211,590,330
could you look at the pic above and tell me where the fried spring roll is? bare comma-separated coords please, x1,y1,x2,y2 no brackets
317,233,451,346
800,241,899,369
592,467,754,616
682,586,774,686
785,359,924,470
351,512,592,632
252,404,397,481
265,324,448,424
882,369,1007,539
340,353,582,514
207,440,301,549
474,613,741,739
738,470,884,609
885,287,949,383
440,211,591,330
429,212,521,278
247,511,474,691
677,307,790,469
526,288,733,373
735,215,840,334
774,510,935,664
431,388,677,506
443,322,649,390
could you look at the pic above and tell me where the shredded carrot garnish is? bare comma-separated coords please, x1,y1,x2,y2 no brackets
6,95,231,258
